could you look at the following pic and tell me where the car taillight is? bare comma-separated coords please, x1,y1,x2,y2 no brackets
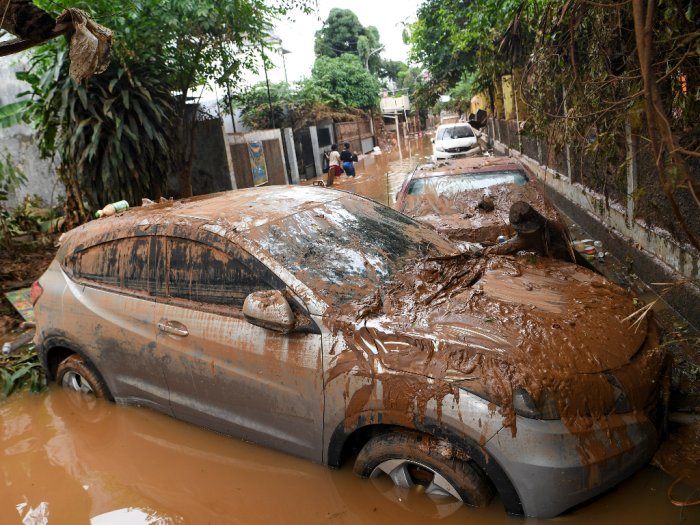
30,281,43,305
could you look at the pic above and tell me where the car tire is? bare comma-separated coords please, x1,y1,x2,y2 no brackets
56,354,110,399
353,430,493,508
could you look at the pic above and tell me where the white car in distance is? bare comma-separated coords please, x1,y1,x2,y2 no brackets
432,123,480,161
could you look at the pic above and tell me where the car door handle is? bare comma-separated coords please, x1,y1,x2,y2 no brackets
158,320,189,337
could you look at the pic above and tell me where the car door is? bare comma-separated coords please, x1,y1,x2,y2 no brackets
66,234,171,413
154,235,325,461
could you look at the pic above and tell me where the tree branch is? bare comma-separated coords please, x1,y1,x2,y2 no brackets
632,0,700,251
0,20,70,57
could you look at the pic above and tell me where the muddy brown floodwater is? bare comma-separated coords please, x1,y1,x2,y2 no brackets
2,389,698,525
3,136,699,525
314,136,433,205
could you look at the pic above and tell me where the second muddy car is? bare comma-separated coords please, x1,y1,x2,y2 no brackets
33,186,668,518
395,156,566,245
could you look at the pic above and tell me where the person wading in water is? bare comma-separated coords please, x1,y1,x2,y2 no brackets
326,144,342,186
340,142,358,177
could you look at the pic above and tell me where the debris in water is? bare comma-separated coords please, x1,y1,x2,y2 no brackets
652,421,700,502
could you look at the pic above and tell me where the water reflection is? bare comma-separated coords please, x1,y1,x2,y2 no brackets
316,136,434,206
1,389,698,525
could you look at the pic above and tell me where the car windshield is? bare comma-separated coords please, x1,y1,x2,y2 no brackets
439,125,474,140
408,170,528,196
253,196,456,305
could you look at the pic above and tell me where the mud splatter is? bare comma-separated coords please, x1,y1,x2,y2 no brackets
326,251,667,461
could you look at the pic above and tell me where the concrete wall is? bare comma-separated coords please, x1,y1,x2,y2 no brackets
490,119,700,328
470,93,489,116
224,129,289,188
164,118,232,198
0,57,63,209
501,75,515,120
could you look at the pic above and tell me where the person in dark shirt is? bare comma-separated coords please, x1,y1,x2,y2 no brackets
340,142,358,177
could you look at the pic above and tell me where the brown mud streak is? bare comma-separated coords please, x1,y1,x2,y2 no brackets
325,251,665,465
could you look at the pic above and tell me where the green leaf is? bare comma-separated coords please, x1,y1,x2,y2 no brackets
77,86,88,110
0,368,13,397
103,97,118,117
0,101,31,128
10,363,37,385
85,121,103,163
115,116,124,141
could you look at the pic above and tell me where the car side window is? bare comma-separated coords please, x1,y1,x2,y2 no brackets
70,236,157,295
165,238,278,308
436,127,445,140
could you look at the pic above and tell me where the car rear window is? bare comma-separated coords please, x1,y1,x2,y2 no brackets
68,236,160,294
66,235,282,309
438,125,474,140
408,170,528,196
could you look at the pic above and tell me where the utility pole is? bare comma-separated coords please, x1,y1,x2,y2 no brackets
364,45,385,70
281,47,290,85
225,81,237,133
395,114,402,155
261,42,275,129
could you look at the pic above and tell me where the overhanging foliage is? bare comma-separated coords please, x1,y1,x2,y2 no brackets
409,0,699,249
17,44,176,223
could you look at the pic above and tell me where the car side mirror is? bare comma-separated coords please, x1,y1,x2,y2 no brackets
243,290,295,333
431,138,435,143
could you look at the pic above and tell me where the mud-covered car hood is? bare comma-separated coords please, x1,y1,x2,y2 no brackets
328,254,663,430
352,256,646,377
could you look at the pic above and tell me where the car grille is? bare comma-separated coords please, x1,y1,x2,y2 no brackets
445,146,473,153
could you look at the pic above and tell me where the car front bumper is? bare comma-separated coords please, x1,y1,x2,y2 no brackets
432,146,481,161
486,412,661,518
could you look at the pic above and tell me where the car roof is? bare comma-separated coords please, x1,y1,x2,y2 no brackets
59,186,353,251
436,122,473,129
410,156,526,181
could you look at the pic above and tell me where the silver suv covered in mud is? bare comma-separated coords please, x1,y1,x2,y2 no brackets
33,186,669,518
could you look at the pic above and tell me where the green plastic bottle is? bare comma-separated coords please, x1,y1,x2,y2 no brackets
95,200,129,218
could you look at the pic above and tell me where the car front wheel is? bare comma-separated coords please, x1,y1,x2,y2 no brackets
353,430,493,509
56,354,110,399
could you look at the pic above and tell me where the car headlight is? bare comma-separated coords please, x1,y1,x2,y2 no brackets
435,145,445,152
513,388,560,420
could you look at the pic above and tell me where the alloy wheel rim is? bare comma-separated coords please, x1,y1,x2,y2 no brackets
61,371,94,395
370,459,462,501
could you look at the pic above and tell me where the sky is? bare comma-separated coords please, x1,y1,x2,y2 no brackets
242,0,425,86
